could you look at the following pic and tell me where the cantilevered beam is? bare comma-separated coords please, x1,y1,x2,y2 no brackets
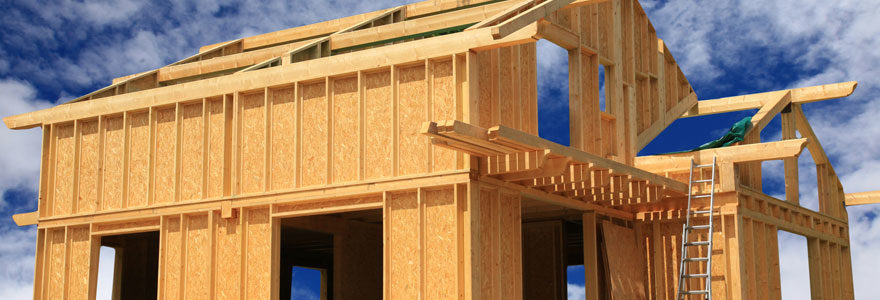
845,191,880,206
634,138,808,173
12,211,38,226
682,82,857,118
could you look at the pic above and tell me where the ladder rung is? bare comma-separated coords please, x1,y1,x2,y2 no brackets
685,241,710,246
693,179,713,183
695,164,714,168
684,257,709,262
680,290,709,294
692,194,712,199
688,225,711,230
683,273,709,278
693,210,713,214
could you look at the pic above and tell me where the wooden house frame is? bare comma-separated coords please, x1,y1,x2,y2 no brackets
7,0,879,299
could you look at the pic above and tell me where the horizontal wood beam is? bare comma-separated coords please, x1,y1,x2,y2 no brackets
844,191,880,206
4,24,540,130
12,211,38,226
682,81,857,118
634,138,808,173
536,20,579,50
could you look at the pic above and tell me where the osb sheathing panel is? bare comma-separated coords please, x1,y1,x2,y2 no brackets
431,60,457,172
240,92,266,194
214,212,242,300
154,107,177,204
245,207,271,300
77,120,99,213
206,98,226,198
602,221,647,300
424,188,457,298
475,44,537,135
364,70,393,179
398,65,428,176
332,76,359,183
53,124,75,216
46,228,66,299
184,214,211,299
476,186,523,300
301,81,328,187
128,111,151,207
161,216,183,300
102,116,125,210
181,103,204,201
269,88,296,190
66,226,91,300
386,191,421,299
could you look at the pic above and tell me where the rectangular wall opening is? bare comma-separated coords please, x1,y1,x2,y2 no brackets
599,64,607,111
98,231,160,300
536,39,570,146
278,209,383,300
778,230,811,299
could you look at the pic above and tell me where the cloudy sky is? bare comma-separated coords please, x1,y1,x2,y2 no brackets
1,0,878,299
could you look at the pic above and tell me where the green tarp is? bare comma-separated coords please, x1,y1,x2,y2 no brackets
667,116,753,154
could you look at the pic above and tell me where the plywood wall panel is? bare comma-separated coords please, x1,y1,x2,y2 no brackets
364,71,393,179
332,76,359,183
154,108,177,204
128,112,151,207
398,65,428,176
102,116,125,210
66,226,92,300
424,188,457,299
270,87,296,190
431,60,457,172
479,188,498,299
53,124,75,216
162,216,183,300
301,82,328,187
214,213,242,300
245,208,271,300
477,50,496,129
240,92,266,194
206,99,226,198
77,120,100,213
499,47,515,128
387,192,420,299
185,214,211,300
46,228,66,300
181,103,204,201
602,221,647,300
521,43,538,135
499,192,522,300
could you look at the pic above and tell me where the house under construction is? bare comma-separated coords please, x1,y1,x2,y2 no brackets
7,0,879,299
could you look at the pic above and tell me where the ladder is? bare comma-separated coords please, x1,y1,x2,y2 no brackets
676,157,717,300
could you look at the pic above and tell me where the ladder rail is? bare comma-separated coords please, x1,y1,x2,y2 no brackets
676,157,717,300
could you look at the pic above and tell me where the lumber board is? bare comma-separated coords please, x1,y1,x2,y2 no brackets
745,90,791,139
12,211,38,226
5,25,540,130
682,81,857,118
844,190,880,206
490,0,576,39
633,138,808,172
791,104,829,164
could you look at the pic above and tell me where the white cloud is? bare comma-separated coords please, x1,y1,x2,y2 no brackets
0,227,36,299
567,283,586,300
0,79,53,210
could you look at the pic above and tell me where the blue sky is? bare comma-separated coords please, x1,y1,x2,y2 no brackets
1,0,879,299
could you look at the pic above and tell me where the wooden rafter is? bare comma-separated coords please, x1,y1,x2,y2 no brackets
682,81,857,118
745,90,791,139
844,191,880,206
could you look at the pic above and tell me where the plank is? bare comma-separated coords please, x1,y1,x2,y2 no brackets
634,138,808,173
682,82,857,118
844,190,880,206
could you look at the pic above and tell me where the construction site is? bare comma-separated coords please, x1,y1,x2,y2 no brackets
6,0,879,299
